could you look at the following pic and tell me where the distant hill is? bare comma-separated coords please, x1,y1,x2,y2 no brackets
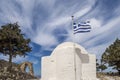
0,59,38,80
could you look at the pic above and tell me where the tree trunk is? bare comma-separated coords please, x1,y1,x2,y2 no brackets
8,54,12,72
118,70,120,75
9,54,12,63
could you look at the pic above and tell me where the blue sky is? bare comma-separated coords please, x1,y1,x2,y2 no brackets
0,0,120,77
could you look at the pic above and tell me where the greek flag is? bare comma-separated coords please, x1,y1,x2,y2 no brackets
73,21,91,34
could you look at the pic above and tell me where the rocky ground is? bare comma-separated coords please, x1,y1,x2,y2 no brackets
0,59,38,80
97,73,120,80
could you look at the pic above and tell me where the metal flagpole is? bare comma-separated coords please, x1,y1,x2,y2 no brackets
71,16,76,80
71,16,75,46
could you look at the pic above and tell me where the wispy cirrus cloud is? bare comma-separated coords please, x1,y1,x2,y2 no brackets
84,16,120,57
0,0,96,48
63,0,120,59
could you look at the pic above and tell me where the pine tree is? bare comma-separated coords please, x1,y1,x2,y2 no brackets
96,59,100,72
96,59,107,72
102,38,120,74
0,23,31,69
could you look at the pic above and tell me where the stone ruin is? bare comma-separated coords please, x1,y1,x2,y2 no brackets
0,60,37,80
19,61,34,76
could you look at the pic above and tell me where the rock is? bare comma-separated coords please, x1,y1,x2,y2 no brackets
97,73,120,80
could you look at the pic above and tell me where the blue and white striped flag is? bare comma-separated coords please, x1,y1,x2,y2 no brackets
73,21,91,34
